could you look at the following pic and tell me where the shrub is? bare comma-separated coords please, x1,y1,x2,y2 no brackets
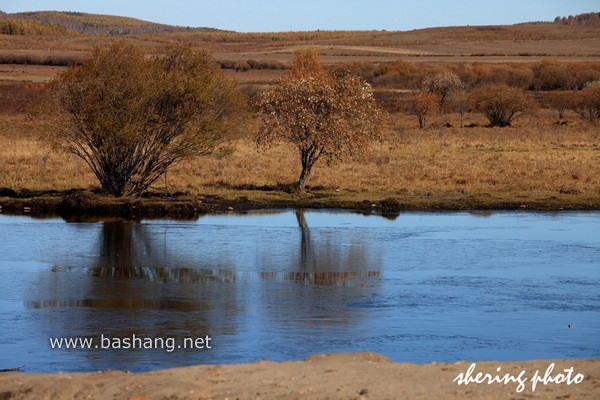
546,91,576,119
469,84,532,127
37,42,244,197
573,85,600,123
531,60,576,91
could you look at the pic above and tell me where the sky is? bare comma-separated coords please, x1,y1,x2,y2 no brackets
1,0,598,32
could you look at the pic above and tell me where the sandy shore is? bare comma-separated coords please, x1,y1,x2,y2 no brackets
1,353,598,400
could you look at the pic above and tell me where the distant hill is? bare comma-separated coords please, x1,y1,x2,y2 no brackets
0,10,230,35
1,9,598,37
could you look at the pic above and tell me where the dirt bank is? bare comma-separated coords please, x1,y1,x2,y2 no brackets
2,189,600,220
1,353,598,400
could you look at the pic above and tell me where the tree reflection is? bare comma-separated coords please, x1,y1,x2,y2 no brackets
26,219,245,369
91,221,236,283
254,210,382,332
20,212,385,371
285,210,380,286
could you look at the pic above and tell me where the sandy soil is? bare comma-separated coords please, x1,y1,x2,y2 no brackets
1,353,598,400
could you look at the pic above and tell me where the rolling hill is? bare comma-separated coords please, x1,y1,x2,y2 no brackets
0,10,229,35
0,10,598,69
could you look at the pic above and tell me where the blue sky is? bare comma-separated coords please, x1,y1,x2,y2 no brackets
1,0,597,32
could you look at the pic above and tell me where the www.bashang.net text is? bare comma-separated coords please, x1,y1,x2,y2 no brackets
49,334,212,353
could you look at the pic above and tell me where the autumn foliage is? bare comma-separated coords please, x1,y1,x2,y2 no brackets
257,49,382,191
411,92,440,129
37,42,243,197
573,85,600,123
469,84,531,127
421,72,463,105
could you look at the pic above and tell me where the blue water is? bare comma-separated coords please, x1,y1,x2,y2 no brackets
0,210,598,372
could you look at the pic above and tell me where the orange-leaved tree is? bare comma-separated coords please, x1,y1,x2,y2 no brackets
36,41,244,197
257,48,382,192
411,91,440,129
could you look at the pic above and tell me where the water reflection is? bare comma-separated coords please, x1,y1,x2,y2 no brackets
2,211,598,372
272,211,380,286
92,221,236,283
12,211,383,370
27,212,381,292
27,220,241,313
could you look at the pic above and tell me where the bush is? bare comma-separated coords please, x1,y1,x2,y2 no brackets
469,84,532,127
37,42,244,197
545,91,576,119
531,61,576,91
573,85,600,123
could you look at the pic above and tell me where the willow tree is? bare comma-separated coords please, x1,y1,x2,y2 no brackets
38,41,243,197
257,48,381,192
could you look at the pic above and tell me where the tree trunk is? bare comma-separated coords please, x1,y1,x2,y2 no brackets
297,146,321,192
296,163,312,192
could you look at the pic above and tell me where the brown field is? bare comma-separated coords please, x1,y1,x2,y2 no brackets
1,21,600,65
1,21,599,214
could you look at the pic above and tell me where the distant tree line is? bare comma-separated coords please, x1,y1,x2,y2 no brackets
0,52,83,66
0,19,71,35
408,70,600,128
554,12,600,26
337,60,600,92
218,59,287,71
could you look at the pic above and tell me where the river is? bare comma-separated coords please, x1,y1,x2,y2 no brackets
0,210,598,372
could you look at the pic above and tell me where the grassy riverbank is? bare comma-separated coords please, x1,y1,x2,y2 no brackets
1,109,599,218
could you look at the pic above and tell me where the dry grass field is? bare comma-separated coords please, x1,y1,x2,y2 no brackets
0,16,599,213
1,105,598,211
174,116,600,209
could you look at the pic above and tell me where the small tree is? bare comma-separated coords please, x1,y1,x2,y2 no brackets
421,71,463,106
257,48,381,192
411,91,440,129
37,42,243,197
469,84,531,127
445,89,469,127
